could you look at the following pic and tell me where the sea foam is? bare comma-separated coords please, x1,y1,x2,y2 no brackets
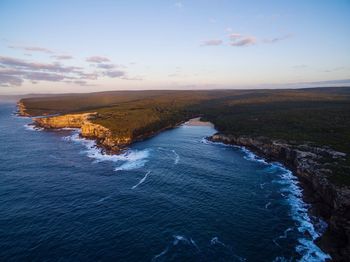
24,124,43,131
63,130,150,172
172,150,180,164
132,171,151,189
202,137,331,261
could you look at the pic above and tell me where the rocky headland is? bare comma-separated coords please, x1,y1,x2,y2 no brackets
208,133,350,261
33,113,131,153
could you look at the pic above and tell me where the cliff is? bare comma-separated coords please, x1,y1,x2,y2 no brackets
208,133,350,261
34,113,131,152
17,101,30,117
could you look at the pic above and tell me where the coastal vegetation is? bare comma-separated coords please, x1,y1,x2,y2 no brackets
20,87,350,184
20,87,350,163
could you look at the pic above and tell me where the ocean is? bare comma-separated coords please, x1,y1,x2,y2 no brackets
0,102,330,261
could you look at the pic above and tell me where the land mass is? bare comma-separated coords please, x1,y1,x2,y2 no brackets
18,87,350,261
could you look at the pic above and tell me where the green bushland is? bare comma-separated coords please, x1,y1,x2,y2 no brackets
20,87,350,185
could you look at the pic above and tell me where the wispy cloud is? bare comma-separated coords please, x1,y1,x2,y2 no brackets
201,39,223,46
52,55,73,60
96,63,117,69
229,33,243,40
230,34,256,47
322,67,346,73
0,56,81,73
0,55,132,87
0,74,23,87
86,56,110,63
263,34,293,44
9,45,54,54
201,32,291,47
103,70,125,78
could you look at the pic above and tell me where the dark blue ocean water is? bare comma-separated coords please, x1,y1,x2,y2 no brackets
0,103,330,261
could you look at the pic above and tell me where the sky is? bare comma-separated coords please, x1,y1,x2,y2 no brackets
0,0,350,94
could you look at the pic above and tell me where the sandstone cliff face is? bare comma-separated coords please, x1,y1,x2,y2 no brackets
34,113,91,128
17,101,30,117
209,133,350,261
34,113,131,152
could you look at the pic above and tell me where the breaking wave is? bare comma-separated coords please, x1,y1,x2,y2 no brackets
62,130,150,172
202,137,331,261
24,124,43,131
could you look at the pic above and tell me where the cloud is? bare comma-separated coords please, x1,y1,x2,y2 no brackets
77,72,99,80
52,55,73,60
229,33,242,40
9,45,54,54
0,55,134,87
0,74,23,86
71,80,89,86
201,39,223,46
263,34,293,44
25,72,66,82
103,70,125,78
230,36,256,47
86,56,110,63
96,63,116,69
0,56,81,73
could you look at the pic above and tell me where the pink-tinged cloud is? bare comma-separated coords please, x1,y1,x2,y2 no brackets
97,63,116,69
103,70,125,78
230,36,257,47
9,45,54,54
52,55,73,60
201,39,223,46
229,33,242,40
86,56,110,63
0,55,130,86
0,56,81,73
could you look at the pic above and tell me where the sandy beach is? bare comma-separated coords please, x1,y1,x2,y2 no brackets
184,117,214,127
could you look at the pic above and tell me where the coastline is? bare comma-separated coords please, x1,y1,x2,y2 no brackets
208,133,350,261
18,103,200,154
17,101,349,260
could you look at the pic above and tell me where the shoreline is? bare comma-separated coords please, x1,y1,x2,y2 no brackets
183,117,214,127
204,136,331,261
17,102,349,260
208,133,350,261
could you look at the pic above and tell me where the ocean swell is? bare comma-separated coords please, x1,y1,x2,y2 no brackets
202,137,331,261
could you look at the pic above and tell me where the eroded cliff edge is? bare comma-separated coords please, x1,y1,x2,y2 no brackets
33,113,131,152
208,133,350,261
